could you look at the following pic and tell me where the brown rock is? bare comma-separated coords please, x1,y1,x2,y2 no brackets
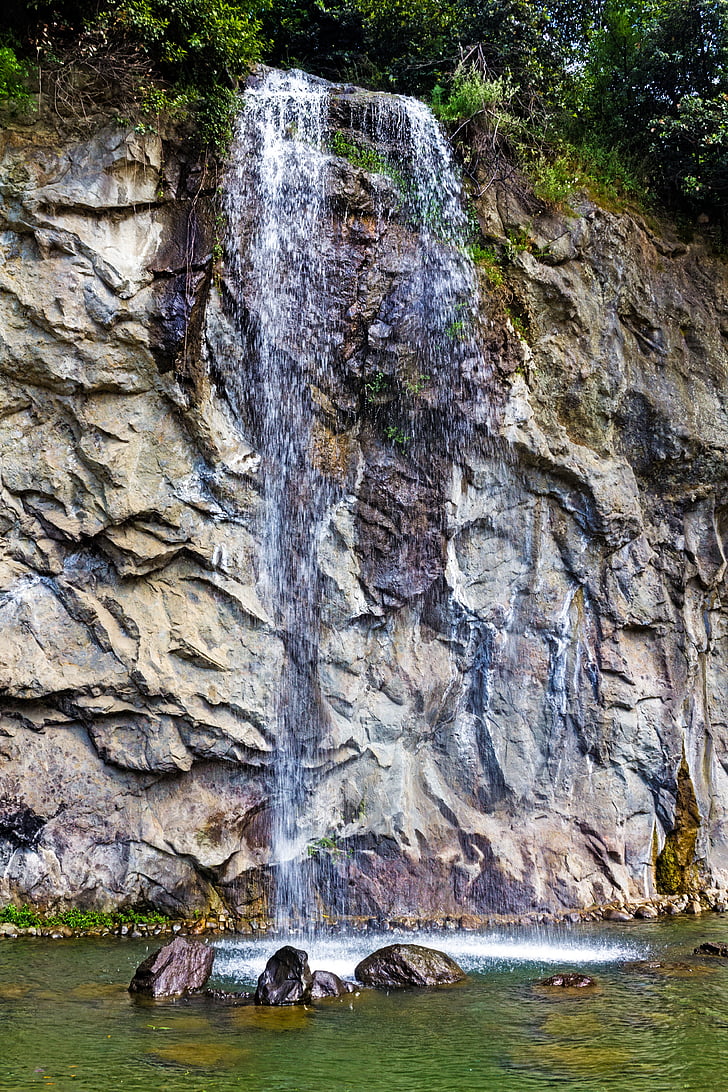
310,969,356,999
694,942,728,958
541,972,596,988
128,937,215,998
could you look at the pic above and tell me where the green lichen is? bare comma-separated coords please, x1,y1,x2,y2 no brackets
654,753,701,896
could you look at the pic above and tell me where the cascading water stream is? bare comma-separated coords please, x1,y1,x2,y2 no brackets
217,69,489,932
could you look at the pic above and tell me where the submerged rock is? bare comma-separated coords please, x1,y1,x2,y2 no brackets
694,942,728,957
310,969,356,999
128,937,215,998
255,946,313,1005
540,972,596,988
204,988,253,1005
354,943,466,988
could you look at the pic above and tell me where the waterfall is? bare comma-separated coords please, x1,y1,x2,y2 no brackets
216,68,485,932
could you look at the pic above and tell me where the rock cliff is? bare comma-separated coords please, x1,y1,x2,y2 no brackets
1,79,728,920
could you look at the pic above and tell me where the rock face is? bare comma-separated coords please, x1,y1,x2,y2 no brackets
129,936,215,997
354,944,466,988
254,946,313,1005
1,69,728,920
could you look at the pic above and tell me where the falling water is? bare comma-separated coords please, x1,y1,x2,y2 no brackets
217,69,487,931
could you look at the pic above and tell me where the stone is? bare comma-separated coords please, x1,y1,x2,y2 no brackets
634,905,659,919
128,937,215,998
694,942,728,958
204,988,253,1005
603,909,633,922
540,972,596,988
254,946,313,1005
354,944,466,988
310,969,356,999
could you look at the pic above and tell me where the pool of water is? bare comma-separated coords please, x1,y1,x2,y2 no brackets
2,916,728,1091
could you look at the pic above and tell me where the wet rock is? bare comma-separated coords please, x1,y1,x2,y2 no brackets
204,988,253,1005
128,936,215,998
633,905,658,919
694,942,728,957
310,969,356,999
623,960,702,977
354,943,466,988
603,909,633,922
254,946,313,1005
540,972,596,988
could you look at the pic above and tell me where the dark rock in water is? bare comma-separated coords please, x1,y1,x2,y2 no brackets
541,972,596,988
204,988,253,1005
255,946,313,1005
310,969,356,999
694,942,728,957
129,936,215,998
354,944,466,988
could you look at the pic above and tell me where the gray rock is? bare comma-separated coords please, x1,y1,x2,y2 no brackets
128,937,215,998
354,944,466,988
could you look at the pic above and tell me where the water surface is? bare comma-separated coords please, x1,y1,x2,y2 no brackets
2,917,728,1091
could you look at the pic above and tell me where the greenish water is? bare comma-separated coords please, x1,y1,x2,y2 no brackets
2,917,728,1091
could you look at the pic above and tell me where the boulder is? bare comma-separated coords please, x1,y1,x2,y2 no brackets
254,946,313,1005
128,936,215,998
540,972,596,988
694,942,728,957
603,908,633,922
354,944,466,988
310,969,356,999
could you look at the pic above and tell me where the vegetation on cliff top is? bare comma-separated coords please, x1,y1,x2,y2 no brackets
1,0,726,225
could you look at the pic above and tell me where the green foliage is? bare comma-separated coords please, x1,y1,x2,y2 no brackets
402,372,429,394
445,318,466,339
6,0,267,151
331,131,388,174
435,68,517,124
468,244,505,286
306,835,350,858
0,45,31,102
364,370,389,401
0,903,171,930
385,424,410,447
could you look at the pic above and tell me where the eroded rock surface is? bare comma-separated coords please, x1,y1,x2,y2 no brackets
1,71,728,921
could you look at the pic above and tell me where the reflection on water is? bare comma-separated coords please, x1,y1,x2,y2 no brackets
2,917,728,1092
